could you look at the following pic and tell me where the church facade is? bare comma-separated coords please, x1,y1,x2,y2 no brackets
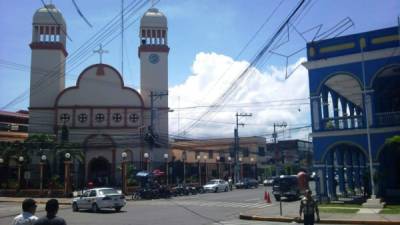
28,4,169,185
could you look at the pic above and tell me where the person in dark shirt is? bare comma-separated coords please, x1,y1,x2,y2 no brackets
299,189,320,225
34,199,66,225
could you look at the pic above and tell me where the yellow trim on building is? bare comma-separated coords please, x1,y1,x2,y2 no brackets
371,35,400,45
319,42,355,54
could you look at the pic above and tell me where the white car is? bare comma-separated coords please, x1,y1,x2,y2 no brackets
203,179,229,193
72,188,126,213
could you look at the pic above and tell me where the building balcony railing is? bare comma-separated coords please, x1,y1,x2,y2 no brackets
375,111,400,127
321,116,364,131
318,111,400,132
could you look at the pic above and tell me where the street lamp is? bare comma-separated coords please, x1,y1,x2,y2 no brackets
17,156,24,192
121,152,127,194
181,151,187,184
250,157,255,179
197,155,201,185
216,156,220,179
40,155,47,194
0,157,4,189
144,153,149,172
239,157,243,181
203,155,208,182
228,156,232,179
164,153,169,185
64,153,72,197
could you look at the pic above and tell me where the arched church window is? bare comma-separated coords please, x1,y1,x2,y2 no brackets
112,113,122,122
60,113,70,123
95,113,105,122
129,113,139,123
78,113,88,123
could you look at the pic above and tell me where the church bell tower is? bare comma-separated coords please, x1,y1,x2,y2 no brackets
29,4,67,133
139,7,169,160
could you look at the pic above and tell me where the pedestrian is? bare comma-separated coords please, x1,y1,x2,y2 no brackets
34,199,66,225
12,198,38,225
228,177,233,191
299,189,320,225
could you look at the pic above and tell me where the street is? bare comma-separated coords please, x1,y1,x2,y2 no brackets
0,186,309,225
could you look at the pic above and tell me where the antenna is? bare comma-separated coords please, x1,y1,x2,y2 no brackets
121,0,124,78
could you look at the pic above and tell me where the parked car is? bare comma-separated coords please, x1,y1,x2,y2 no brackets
203,179,229,192
72,188,126,212
263,177,276,186
235,178,259,189
272,175,301,201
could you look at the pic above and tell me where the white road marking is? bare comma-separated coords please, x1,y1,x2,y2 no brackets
131,200,273,209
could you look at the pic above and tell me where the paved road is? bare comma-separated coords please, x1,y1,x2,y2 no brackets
0,187,314,225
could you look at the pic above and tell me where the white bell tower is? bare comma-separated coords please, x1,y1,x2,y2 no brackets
139,7,169,161
29,4,67,134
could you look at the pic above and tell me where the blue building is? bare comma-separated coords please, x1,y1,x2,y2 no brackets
304,26,400,200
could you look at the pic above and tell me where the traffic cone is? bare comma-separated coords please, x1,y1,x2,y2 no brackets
266,192,271,203
264,191,268,201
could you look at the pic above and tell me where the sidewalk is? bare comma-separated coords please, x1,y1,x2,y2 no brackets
240,205,400,225
0,197,72,205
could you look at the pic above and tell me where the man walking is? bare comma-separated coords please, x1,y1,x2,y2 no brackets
299,189,320,225
12,198,38,225
34,199,66,225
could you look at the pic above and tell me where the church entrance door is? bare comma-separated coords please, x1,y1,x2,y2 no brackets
88,157,111,187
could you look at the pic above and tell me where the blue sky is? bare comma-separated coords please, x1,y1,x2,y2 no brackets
0,0,398,138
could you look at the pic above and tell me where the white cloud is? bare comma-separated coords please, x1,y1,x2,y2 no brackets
169,52,311,140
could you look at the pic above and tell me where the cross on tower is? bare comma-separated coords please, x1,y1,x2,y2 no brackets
93,44,109,64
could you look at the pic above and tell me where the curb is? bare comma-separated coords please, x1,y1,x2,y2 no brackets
239,214,400,225
0,199,71,206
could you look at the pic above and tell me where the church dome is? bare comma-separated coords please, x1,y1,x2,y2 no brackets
33,4,66,25
140,8,167,28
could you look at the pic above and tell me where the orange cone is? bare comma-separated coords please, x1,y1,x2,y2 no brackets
264,191,268,201
266,192,271,203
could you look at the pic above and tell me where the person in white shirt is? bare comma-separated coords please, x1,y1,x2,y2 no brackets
12,198,38,225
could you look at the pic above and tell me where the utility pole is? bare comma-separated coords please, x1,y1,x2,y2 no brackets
121,0,124,78
272,122,287,176
272,122,287,217
234,113,252,183
147,91,168,172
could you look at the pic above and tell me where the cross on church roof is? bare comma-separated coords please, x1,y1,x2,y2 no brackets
93,44,109,64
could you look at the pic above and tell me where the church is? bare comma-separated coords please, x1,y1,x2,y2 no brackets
28,4,169,185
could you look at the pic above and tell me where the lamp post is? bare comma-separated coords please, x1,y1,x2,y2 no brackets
64,153,72,197
164,153,169,186
17,156,24,192
40,155,46,194
144,153,149,172
239,157,243,180
0,158,4,189
121,152,127,194
197,155,201,185
228,156,232,179
181,151,187,184
250,157,255,179
203,155,208,182
216,156,220,179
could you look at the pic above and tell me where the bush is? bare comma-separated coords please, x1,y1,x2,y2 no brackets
8,179,18,189
49,175,63,189
127,178,138,186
